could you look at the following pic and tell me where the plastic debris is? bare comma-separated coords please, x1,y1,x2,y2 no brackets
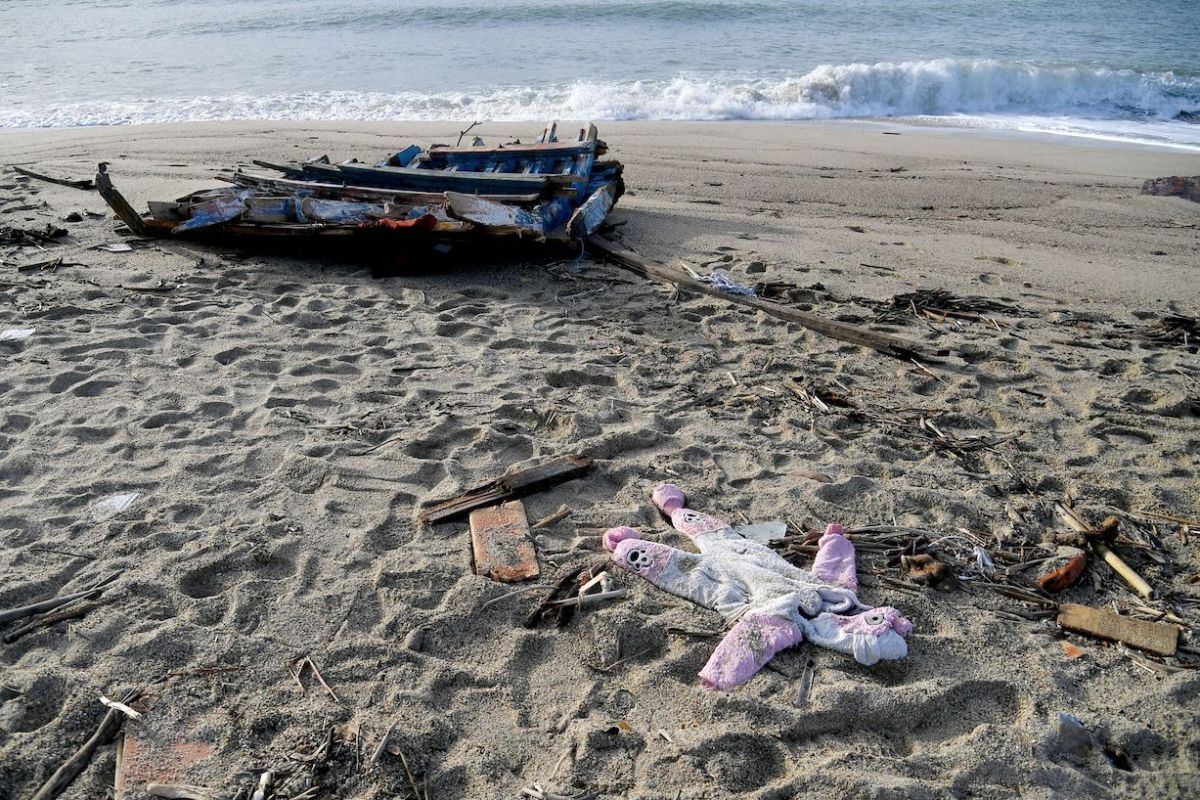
93,492,139,522
701,271,756,297
0,328,35,341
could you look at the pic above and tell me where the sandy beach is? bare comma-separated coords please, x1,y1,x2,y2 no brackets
1,120,1198,799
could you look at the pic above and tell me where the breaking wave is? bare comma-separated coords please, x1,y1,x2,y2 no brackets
3,60,1198,137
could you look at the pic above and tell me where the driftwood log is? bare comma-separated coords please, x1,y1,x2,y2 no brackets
586,235,943,361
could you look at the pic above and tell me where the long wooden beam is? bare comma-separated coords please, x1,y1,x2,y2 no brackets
586,235,942,361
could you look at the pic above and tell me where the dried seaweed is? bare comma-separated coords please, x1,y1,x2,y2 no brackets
873,288,1023,325
1141,314,1198,352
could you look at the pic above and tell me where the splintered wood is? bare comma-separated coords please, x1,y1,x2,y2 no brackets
470,501,540,582
1057,603,1179,657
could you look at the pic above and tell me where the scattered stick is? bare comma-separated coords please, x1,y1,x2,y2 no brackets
551,746,573,779
532,505,573,530
2,599,104,643
30,699,132,800
9,165,95,190
1056,504,1153,599
1132,509,1200,528
294,656,339,701
27,547,95,561
0,571,120,626
369,720,397,766
397,749,423,800
545,589,627,608
99,693,142,719
593,646,653,674
455,121,483,147
524,563,596,628
480,584,553,611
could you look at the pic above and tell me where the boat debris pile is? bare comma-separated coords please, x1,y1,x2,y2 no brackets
95,122,624,245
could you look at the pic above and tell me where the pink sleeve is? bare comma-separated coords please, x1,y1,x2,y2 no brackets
698,613,804,691
810,524,858,591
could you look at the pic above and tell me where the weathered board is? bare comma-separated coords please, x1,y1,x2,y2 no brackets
420,455,593,524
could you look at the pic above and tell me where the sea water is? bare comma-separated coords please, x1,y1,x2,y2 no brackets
2,0,1198,149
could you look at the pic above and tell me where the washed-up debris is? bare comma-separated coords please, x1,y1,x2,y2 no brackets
115,719,213,798
99,694,142,720
604,485,913,690
420,454,592,524
524,561,607,628
0,570,119,627
876,288,1022,325
0,327,35,341
1056,503,1153,599
31,690,140,800
1037,547,1088,593
588,235,940,361
1057,603,1179,657
1141,175,1199,203
901,552,953,588
96,241,134,253
700,270,757,297
93,492,139,522
94,123,623,247
1060,641,1085,659
1055,712,1093,758
9,165,95,190
1,222,68,246
470,500,540,582
1141,314,1198,351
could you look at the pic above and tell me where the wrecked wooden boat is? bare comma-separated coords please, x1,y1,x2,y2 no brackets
95,123,624,247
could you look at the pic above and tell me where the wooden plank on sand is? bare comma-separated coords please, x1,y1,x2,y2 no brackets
470,501,540,582
1057,603,1178,657
420,455,593,524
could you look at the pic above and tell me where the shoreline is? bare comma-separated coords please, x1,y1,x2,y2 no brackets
1,117,1198,799
5,115,1200,154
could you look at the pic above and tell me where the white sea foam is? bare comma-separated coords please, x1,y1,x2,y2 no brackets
2,60,1197,147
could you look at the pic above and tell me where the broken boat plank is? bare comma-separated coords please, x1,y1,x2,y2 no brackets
586,235,941,360
470,501,540,582
257,159,579,196
222,172,543,205
1057,603,1178,657
568,184,617,240
420,455,593,524
10,165,95,190
445,191,547,236
95,164,153,237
